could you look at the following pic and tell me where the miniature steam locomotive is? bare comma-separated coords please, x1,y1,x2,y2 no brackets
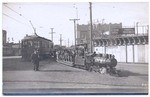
72,44,118,75
57,43,118,75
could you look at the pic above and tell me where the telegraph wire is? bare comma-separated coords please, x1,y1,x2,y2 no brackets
3,13,30,27
3,4,29,21
3,4,44,33
3,4,37,31
3,4,22,16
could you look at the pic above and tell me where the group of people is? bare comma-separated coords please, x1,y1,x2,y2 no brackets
56,49,75,62
30,47,94,71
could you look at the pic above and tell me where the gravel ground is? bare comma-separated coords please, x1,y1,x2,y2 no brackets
3,58,148,94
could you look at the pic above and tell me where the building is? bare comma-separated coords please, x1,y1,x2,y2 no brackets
3,30,7,45
77,23,148,63
77,23,122,52
2,30,21,56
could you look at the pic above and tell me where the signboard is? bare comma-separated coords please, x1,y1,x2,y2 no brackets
121,28,135,34
111,28,135,35
111,28,120,35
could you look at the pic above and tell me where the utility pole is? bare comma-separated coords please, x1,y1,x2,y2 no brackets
102,19,105,35
72,40,73,46
69,19,80,47
50,28,55,42
68,38,69,47
102,19,105,24
136,22,139,35
64,40,66,47
147,25,149,34
73,4,79,24
59,34,63,46
89,2,93,53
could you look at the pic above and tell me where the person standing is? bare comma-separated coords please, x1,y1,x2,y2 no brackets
53,50,57,61
31,50,40,71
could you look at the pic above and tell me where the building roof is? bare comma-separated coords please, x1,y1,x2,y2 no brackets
22,33,52,42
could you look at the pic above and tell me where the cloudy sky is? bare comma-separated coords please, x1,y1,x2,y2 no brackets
2,2,149,46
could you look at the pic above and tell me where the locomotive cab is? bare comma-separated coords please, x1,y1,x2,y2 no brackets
73,44,97,70
74,45,86,66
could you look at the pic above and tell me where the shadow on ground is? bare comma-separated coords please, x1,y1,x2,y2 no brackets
118,70,148,77
3,58,54,71
39,70,81,72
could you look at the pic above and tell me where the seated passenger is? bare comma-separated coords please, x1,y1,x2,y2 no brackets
91,51,97,57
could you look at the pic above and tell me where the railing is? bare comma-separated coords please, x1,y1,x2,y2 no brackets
93,35,148,47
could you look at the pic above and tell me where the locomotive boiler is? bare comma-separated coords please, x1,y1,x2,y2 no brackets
85,53,118,74
93,54,117,68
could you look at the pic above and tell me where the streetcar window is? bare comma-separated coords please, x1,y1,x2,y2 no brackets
28,41,32,47
38,41,40,47
24,41,28,45
44,43,46,48
34,41,39,48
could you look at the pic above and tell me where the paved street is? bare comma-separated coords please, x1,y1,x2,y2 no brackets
3,57,148,95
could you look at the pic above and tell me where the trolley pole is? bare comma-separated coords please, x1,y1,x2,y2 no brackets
89,2,93,53
69,19,80,47
50,28,55,42
29,20,36,35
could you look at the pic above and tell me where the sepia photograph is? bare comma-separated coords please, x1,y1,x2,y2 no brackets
2,0,149,95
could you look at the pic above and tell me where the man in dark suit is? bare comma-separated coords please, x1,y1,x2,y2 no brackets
31,50,40,71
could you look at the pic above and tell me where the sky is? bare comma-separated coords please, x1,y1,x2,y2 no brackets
2,2,149,46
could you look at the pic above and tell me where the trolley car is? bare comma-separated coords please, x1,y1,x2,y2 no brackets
21,34,54,61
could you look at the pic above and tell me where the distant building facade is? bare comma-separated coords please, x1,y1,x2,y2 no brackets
77,23,148,63
2,30,21,56
77,23,122,51
3,30,7,45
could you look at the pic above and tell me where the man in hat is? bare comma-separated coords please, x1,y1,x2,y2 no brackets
31,50,40,71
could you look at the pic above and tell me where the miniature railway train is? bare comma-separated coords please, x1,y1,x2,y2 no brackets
21,34,54,61
57,44,118,75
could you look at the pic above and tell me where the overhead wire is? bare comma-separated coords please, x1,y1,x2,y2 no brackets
3,13,30,27
3,4,22,16
3,4,46,34
3,4,30,21
3,4,36,30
